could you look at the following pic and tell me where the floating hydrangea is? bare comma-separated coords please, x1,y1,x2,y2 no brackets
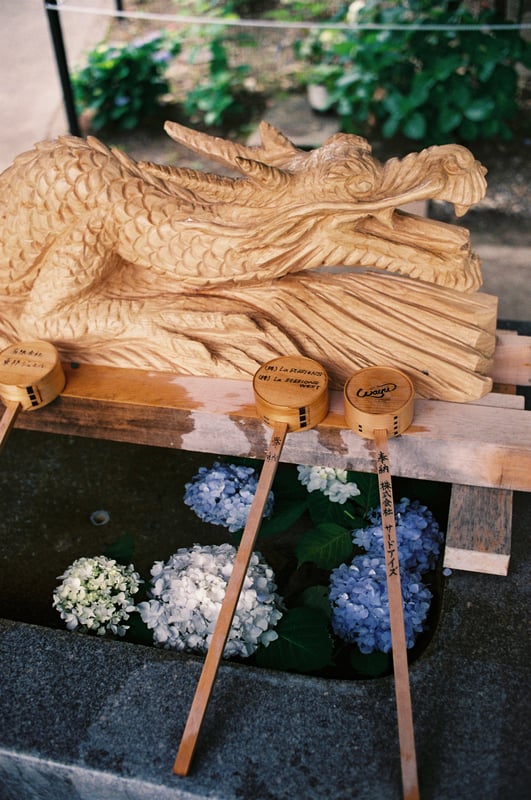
353,498,443,573
53,556,141,637
136,543,283,658
184,462,274,532
329,555,432,653
297,465,361,504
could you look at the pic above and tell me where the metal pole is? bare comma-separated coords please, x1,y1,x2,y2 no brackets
43,0,81,136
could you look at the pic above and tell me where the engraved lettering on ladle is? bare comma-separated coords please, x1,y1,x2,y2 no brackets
357,382,397,399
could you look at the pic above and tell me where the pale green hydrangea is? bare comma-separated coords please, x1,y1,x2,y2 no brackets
297,465,361,504
53,555,141,636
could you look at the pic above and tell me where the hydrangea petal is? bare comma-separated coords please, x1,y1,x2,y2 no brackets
329,555,433,653
53,556,141,637
184,462,274,531
137,544,283,658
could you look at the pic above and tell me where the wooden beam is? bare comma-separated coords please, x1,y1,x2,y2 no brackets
6,361,531,493
490,333,531,387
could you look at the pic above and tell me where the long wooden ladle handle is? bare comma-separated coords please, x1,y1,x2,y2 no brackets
0,401,21,455
173,420,287,776
174,355,329,776
344,365,419,800
373,427,419,800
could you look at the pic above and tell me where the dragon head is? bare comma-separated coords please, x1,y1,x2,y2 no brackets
428,144,487,216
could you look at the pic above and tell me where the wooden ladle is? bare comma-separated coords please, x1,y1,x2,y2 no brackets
344,365,419,800
0,341,66,453
173,355,329,776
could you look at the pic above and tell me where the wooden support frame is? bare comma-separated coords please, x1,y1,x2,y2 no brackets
443,379,520,575
443,331,530,575
3,333,530,576
445,484,513,575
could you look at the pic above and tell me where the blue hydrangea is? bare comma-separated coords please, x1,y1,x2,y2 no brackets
353,498,443,574
184,462,274,533
329,555,432,653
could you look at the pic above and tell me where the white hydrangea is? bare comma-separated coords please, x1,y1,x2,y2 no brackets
52,555,141,636
137,543,283,658
297,465,361,504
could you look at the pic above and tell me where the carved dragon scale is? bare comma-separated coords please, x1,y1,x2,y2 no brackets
0,120,496,401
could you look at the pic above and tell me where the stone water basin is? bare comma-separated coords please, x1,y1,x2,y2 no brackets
0,428,529,799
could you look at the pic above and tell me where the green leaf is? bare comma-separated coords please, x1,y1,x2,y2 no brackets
336,68,364,88
307,490,353,528
122,115,139,130
438,105,462,134
403,111,427,140
349,647,391,677
451,82,472,111
481,117,501,138
295,523,353,570
463,97,495,122
409,71,433,107
255,607,334,673
298,585,332,619
258,499,307,538
382,114,400,139
460,118,479,140
432,54,462,81
350,472,379,517
381,89,404,117
478,58,497,83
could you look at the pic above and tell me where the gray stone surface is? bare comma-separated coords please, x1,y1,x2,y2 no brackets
0,0,113,173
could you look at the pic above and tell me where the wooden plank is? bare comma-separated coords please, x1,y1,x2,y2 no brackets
490,333,531,386
5,362,531,492
444,485,512,575
444,385,518,576
468,392,523,409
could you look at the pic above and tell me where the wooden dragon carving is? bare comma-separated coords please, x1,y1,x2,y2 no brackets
0,120,496,400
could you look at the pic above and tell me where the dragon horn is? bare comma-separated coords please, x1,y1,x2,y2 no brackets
253,121,300,164
234,157,292,189
164,120,300,170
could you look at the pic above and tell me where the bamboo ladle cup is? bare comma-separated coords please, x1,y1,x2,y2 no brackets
173,355,329,776
0,341,66,453
344,365,419,800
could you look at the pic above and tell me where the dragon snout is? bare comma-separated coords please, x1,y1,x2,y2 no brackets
439,147,488,217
